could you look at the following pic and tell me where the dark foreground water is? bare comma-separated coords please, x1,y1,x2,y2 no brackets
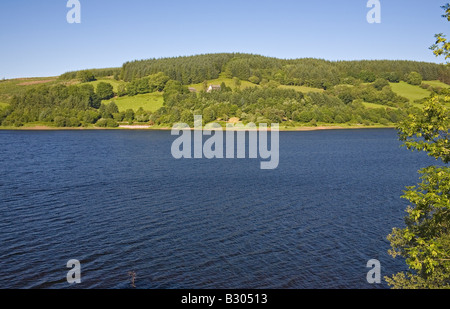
0,129,433,289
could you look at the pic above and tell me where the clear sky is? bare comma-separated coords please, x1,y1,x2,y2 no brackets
0,0,448,78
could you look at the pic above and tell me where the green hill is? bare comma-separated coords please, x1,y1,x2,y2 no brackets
0,77,59,101
1,53,449,129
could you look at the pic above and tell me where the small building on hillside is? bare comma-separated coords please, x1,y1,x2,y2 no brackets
188,87,198,93
207,85,221,93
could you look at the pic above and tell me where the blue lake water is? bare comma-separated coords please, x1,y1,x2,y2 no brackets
0,129,433,289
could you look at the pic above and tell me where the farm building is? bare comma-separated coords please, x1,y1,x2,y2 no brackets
207,85,221,93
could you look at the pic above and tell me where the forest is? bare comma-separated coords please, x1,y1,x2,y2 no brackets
0,53,449,128
120,53,450,87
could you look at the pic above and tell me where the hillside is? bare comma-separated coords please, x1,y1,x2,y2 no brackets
0,53,449,129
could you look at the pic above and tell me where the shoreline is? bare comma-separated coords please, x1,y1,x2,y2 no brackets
0,124,396,132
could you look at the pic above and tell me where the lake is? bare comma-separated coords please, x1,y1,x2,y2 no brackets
0,129,432,289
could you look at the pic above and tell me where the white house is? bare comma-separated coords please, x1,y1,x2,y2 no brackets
207,85,221,93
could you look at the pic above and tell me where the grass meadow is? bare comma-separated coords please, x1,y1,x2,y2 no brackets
104,92,164,112
390,81,431,102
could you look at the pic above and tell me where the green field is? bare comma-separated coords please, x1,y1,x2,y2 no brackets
105,92,164,112
422,80,450,88
279,85,325,93
189,76,325,94
189,77,257,92
390,81,431,102
85,78,123,92
0,102,9,108
362,102,398,110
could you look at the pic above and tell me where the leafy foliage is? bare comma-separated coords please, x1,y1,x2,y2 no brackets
388,81,450,289
398,96,450,163
407,72,423,86
96,82,114,100
76,70,96,83
386,163,450,289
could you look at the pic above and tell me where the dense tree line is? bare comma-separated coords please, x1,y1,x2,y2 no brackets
54,54,450,90
59,68,121,82
121,54,234,83
329,81,409,107
119,53,450,89
0,82,150,128
119,72,170,97
149,82,408,127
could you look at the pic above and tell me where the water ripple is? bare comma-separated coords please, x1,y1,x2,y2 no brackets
0,129,427,288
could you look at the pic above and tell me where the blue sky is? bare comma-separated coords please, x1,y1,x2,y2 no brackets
0,0,448,78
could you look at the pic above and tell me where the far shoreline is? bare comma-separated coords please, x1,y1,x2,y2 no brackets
0,124,396,132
